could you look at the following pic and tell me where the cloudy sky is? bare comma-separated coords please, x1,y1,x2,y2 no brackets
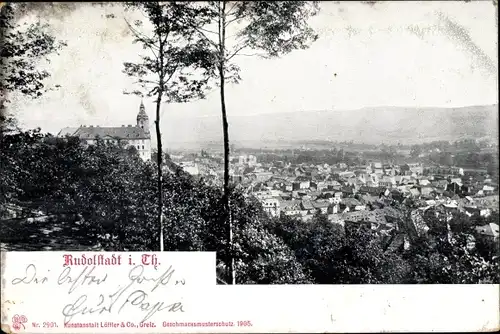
8,1,498,145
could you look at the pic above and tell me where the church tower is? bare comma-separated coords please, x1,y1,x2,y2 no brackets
136,99,150,135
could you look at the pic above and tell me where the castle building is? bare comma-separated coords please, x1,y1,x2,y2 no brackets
58,101,152,161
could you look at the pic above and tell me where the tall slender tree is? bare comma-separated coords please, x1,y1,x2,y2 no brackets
184,1,319,284
122,2,213,251
0,2,66,132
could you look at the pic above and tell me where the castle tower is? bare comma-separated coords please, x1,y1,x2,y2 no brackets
136,99,149,135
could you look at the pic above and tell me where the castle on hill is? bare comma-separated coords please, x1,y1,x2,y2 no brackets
58,101,151,161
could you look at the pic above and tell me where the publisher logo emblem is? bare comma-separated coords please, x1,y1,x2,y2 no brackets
12,314,27,331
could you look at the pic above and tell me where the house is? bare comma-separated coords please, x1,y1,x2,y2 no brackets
360,194,378,206
337,162,348,169
401,163,423,176
281,181,293,192
328,203,340,214
447,182,466,195
328,180,342,189
238,154,257,166
472,196,499,214
410,210,430,236
58,100,151,161
339,172,356,182
261,198,280,218
460,183,474,195
463,206,491,217
482,185,496,195
379,176,396,188
292,178,310,190
344,176,359,187
420,187,434,198
294,167,306,177
358,186,385,197
449,177,463,186
311,181,328,191
327,213,345,226
300,199,315,213
380,206,404,222
475,223,499,241
419,179,431,186
181,162,200,176
343,210,389,231
384,233,409,253
354,204,367,211
280,200,301,216
389,189,404,201
312,200,330,214
342,211,372,226
305,167,319,178
394,175,404,185
341,198,363,211
408,188,421,198
431,180,449,190
341,186,356,197
251,171,273,182
383,164,396,176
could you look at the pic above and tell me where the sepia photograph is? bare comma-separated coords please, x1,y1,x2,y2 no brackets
1,0,498,287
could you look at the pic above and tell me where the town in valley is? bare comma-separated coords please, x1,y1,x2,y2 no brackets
168,138,499,245
1,2,498,285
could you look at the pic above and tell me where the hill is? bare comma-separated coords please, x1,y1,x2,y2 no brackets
162,104,498,149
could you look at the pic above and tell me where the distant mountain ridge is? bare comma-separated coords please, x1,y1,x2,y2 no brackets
162,104,498,148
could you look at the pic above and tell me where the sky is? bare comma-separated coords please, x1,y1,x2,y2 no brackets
7,1,499,145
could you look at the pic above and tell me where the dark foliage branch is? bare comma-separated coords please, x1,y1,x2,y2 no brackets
120,2,218,251
121,2,214,103
180,1,320,82
0,3,66,99
176,0,320,284
0,3,67,135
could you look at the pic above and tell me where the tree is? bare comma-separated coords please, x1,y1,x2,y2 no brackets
182,1,319,284
407,231,499,284
269,213,411,284
409,145,421,158
337,148,344,161
0,3,66,133
0,128,46,212
486,159,498,179
235,224,311,284
0,129,161,250
122,2,213,251
440,152,454,166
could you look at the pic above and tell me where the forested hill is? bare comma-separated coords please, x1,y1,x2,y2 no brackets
162,104,498,147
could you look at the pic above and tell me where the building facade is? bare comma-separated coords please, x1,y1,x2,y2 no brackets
58,101,151,161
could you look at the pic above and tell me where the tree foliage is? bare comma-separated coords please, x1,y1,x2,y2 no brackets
187,0,320,188
121,2,216,250
410,145,421,158
1,129,309,284
177,0,320,285
2,129,498,284
122,2,213,102
0,3,66,100
0,131,159,250
268,213,411,284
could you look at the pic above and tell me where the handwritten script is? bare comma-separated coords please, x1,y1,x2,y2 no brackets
6,252,216,325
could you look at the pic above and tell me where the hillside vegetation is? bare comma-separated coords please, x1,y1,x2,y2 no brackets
1,129,498,284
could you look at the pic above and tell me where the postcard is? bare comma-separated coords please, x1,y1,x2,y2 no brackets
1,1,499,333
